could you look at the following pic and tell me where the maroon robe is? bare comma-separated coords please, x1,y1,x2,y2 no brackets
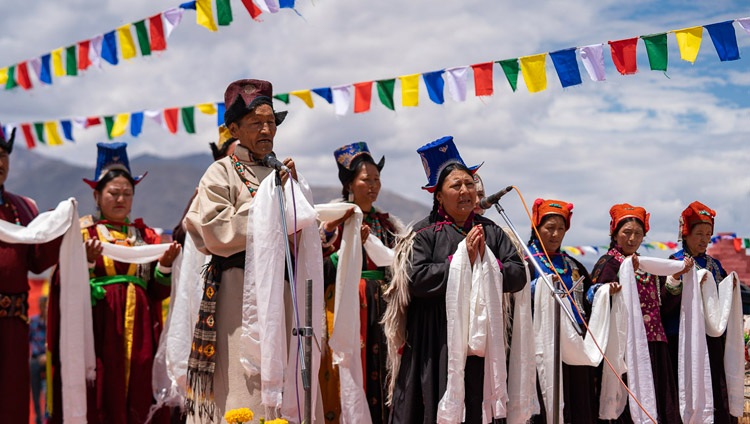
47,220,171,424
0,189,61,424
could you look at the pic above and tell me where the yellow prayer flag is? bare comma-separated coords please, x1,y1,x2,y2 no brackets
196,103,217,114
674,26,703,64
520,54,547,93
196,0,218,32
117,25,137,60
0,68,7,86
290,90,314,108
44,122,63,146
399,74,420,107
51,48,65,77
110,113,130,138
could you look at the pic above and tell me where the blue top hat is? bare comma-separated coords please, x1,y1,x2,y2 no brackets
83,142,146,189
417,136,482,192
334,142,385,171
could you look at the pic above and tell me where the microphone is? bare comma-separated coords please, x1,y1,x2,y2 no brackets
261,153,290,173
479,186,513,209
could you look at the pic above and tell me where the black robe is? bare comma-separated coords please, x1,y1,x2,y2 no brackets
389,214,526,424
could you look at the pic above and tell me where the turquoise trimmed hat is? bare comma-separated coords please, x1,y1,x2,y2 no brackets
83,142,146,189
333,142,384,171
417,136,482,192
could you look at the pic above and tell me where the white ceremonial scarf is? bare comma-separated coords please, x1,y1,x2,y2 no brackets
242,172,323,422
0,198,92,424
438,240,508,424
601,256,685,423
533,274,613,423
506,263,539,424
315,203,371,424
691,270,744,418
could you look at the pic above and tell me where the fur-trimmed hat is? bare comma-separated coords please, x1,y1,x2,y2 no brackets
223,79,287,126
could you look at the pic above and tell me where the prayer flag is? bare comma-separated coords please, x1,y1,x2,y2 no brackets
422,70,445,104
217,0,233,26
164,108,179,134
641,33,668,71
257,0,280,14
164,8,185,39
144,110,164,128
117,25,137,60
549,48,582,88
101,31,119,65
52,48,65,77
312,87,333,104
399,74,419,107
498,59,519,92
5,66,16,89
17,62,32,90
60,120,74,141
445,66,469,101
738,18,750,35
86,117,102,127
65,45,77,76
40,54,52,84
704,21,740,61
376,79,395,110
130,112,144,137
110,113,130,138
34,122,46,144
21,124,35,149
353,82,373,113
197,103,217,114
217,102,225,126
182,107,196,134
197,0,218,31
149,14,167,51
291,90,315,108
133,20,152,56
471,62,494,97
78,40,92,70
674,26,703,63
0,68,8,87
579,44,606,81
280,0,294,8
180,1,197,9
103,116,115,140
608,38,638,75
273,93,290,104
90,35,103,69
29,58,42,82
520,54,547,93
240,0,263,20
332,85,352,116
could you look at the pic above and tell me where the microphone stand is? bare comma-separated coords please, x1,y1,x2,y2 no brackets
273,170,312,420
492,201,583,424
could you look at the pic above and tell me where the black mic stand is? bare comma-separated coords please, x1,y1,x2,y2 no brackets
272,170,313,422
493,201,584,424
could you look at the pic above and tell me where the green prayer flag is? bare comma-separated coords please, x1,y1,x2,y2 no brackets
641,33,668,72
744,238,750,248
33,122,45,144
5,65,17,89
376,79,396,110
274,93,290,104
497,59,519,92
133,20,151,56
65,45,77,76
104,116,114,140
217,0,233,26
181,106,196,134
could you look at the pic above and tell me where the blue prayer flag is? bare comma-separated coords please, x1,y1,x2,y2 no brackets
422,70,445,104
60,120,74,141
704,21,740,62
130,112,144,137
279,0,295,8
180,1,197,10
101,31,118,65
40,54,52,84
549,48,582,88
312,87,333,104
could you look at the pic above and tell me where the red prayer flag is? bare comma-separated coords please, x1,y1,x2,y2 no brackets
21,124,35,149
86,117,101,127
608,38,638,75
149,14,167,51
164,108,179,134
353,81,373,113
471,62,494,96
240,0,263,20
78,40,91,70
17,62,32,90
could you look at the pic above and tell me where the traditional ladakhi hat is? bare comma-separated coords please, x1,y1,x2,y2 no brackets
0,124,16,154
334,141,384,181
223,79,287,126
416,136,482,193
679,201,716,239
533,198,574,229
83,142,146,189
609,203,650,235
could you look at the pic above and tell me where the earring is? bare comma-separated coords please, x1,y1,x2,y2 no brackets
347,192,354,202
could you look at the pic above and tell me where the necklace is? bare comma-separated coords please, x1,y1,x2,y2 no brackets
230,154,258,197
530,242,570,275
609,247,661,305
1,194,21,225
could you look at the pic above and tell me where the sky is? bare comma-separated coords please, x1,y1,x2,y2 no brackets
0,0,749,249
